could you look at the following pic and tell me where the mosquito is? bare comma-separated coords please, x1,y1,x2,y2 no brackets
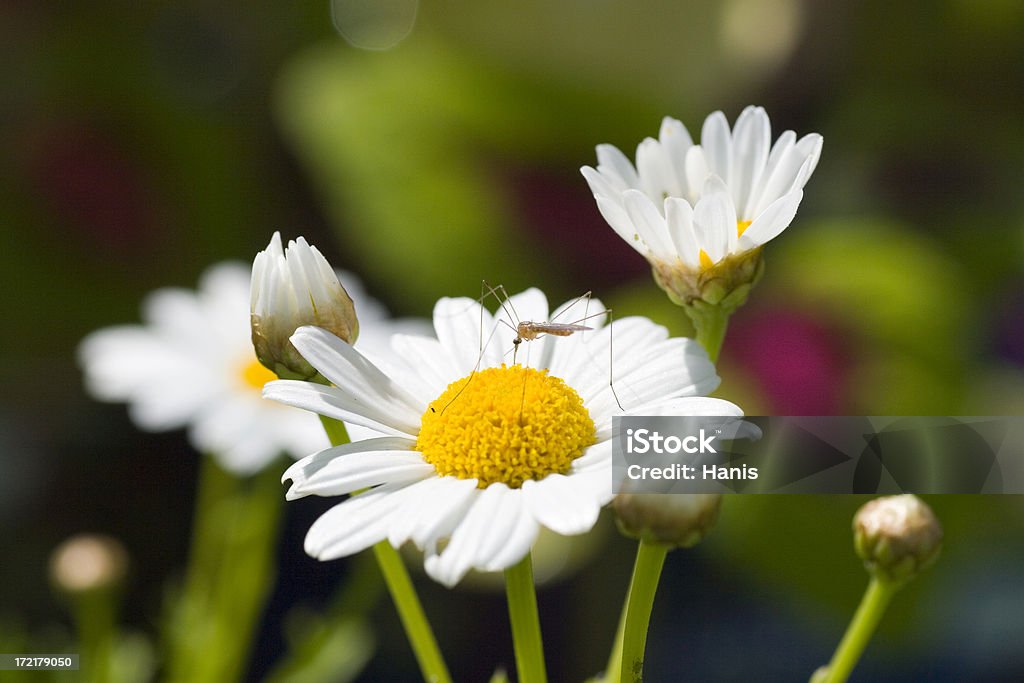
484,281,625,410
432,281,625,415
484,282,599,365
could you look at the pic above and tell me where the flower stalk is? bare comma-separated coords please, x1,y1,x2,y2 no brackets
167,455,284,683
688,302,731,364
821,577,899,683
615,540,668,683
505,554,548,683
319,415,452,683
607,300,731,683
817,495,943,682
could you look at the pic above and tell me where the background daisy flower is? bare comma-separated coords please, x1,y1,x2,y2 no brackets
79,262,416,474
269,288,743,587
581,105,823,271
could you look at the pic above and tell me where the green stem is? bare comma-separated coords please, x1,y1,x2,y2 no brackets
374,543,451,683
604,596,627,683
319,415,451,683
824,578,900,683
689,305,730,364
608,305,730,683
72,590,117,683
167,457,284,683
617,540,668,683
505,554,547,683
318,413,351,447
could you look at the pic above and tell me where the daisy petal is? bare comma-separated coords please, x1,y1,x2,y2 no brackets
432,297,494,376
305,483,415,560
794,133,824,185
388,334,461,399
424,483,511,587
524,474,601,536
665,197,700,268
285,445,430,499
595,144,640,187
482,502,539,572
630,396,744,417
581,165,619,200
692,187,734,263
503,288,549,329
738,189,803,250
623,189,676,260
748,134,818,217
700,110,732,185
142,289,211,350
387,476,479,549
595,196,650,256
472,487,527,569
290,325,425,416
264,380,419,437
569,439,614,473
684,146,711,202
659,116,694,196
729,105,771,217
636,137,674,202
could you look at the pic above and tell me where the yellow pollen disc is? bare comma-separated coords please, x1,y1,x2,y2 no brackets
240,357,277,390
698,249,715,270
416,365,596,489
737,219,752,238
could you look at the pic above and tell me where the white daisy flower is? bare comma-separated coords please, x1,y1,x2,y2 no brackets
581,106,822,304
79,262,415,475
269,288,743,587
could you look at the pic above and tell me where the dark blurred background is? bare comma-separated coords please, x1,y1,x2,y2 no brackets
2,0,1024,680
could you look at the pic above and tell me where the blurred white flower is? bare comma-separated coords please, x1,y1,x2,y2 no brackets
268,288,742,586
582,105,822,271
79,261,421,474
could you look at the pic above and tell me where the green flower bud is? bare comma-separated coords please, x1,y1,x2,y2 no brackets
613,493,722,548
251,232,359,379
853,495,942,584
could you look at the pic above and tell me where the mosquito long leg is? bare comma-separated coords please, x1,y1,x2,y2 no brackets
544,288,622,411
432,282,505,415
606,309,624,411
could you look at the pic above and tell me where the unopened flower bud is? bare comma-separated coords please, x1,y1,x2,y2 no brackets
613,493,722,548
853,495,942,584
49,534,128,595
251,232,358,379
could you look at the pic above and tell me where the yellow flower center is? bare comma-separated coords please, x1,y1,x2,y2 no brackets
416,365,596,489
698,220,754,271
240,356,277,390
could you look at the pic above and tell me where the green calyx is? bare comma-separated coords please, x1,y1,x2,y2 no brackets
651,246,765,315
